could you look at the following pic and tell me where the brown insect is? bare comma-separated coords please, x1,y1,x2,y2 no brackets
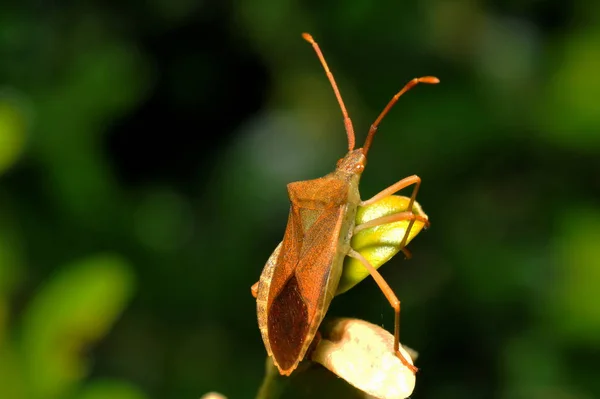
251,32,438,376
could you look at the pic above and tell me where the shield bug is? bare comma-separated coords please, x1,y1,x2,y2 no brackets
251,33,438,376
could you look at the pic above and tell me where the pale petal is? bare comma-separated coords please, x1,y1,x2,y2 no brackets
311,318,417,399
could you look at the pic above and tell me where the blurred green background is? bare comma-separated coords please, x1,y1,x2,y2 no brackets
1,0,600,398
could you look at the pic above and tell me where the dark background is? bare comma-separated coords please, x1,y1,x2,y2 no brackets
1,1,600,398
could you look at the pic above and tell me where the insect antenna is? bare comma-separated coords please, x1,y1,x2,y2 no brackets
302,33,356,152
362,76,440,157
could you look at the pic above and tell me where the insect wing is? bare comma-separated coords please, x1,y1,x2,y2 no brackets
266,203,345,373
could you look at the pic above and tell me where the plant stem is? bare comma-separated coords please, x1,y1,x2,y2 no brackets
255,357,288,399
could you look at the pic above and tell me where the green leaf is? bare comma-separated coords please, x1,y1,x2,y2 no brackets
337,196,428,295
19,253,135,399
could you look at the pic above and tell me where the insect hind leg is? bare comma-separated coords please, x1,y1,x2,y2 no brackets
347,248,418,374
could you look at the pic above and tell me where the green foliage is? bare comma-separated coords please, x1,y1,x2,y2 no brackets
1,1,599,398
0,254,140,399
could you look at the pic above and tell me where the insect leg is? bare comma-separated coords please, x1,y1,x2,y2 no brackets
251,282,259,298
347,248,418,374
354,211,430,234
360,175,424,254
353,210,429,258
360,175,421,208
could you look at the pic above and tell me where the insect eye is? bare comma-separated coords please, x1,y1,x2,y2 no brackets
356,164,364,172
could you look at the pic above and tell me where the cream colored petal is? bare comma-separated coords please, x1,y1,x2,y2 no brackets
311,318,417,399
200,392,227,399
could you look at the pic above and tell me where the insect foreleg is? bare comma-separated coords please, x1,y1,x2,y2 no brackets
353,211,430,234
353,210,429,258
360,175,421,209
359,175,425,252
